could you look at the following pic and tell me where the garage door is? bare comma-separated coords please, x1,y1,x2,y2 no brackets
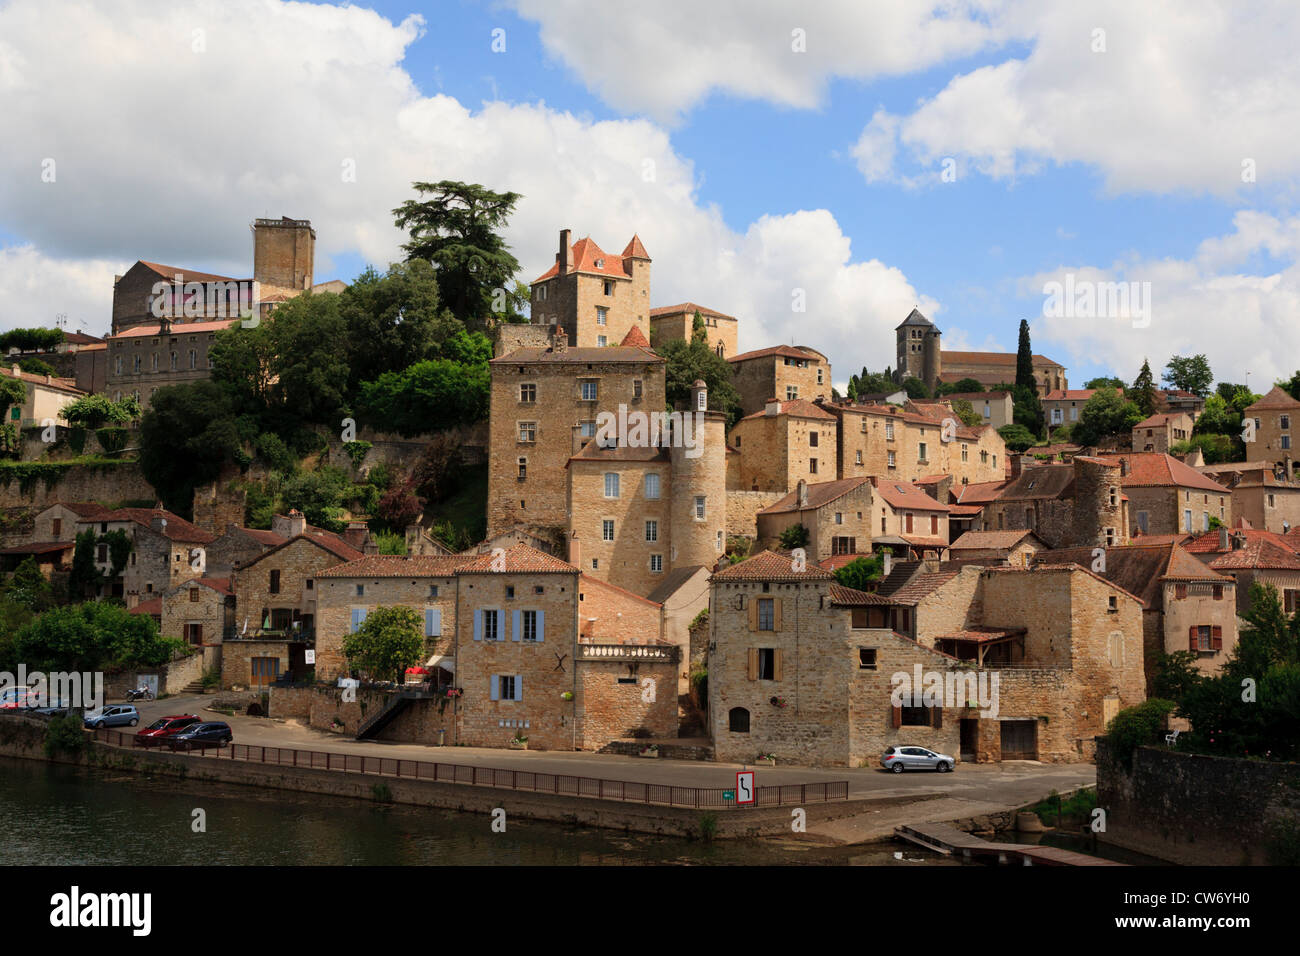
1000,720,1038,760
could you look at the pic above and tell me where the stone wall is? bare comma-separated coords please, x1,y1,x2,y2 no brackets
726,490,785,538
1096,740,1300,865
576,656,678,748
0,460,157,510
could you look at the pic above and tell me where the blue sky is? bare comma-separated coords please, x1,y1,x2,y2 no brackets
3,0,1300,389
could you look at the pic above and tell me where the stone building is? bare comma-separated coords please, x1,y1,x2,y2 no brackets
869,476,953,556
0,365,83,428
727,345,831,416
159,577,234,671
649,302,737,358
727,398,838,492
1243,386,1300,479
74,507,214,605
1043,388,1108,432
1039,543,1238,692
529,229,651,349
1183,523,1300,616
894,308,1066,397
827,401,1006,487
947,529,1047,566
1199,465,1300,534
1116,452,1231,536
934,390,1014,429
1132,412,1193,454
981,456,1128,549
487,325,666,537
706,550,970,767
755,477,875,561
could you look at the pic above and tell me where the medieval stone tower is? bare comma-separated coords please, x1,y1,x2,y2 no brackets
252,217,315,292
669,381,728,572
1070,456,1127,548
895,307,941,392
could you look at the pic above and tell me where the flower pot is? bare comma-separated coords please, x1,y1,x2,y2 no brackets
510,741,528,750
638,749,659,758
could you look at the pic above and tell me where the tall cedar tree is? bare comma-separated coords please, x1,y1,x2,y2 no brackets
392,181,523,325
1015,319,1035,390
1132,358,1159,417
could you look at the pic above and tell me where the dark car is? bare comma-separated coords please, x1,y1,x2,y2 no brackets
135,715,200,746
166,722,233,750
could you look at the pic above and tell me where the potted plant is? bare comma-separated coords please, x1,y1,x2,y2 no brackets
758,752,777,766
769,695,788,709
638,743,660,758
511,734,529,750
560,691,574,701
329,718,346,733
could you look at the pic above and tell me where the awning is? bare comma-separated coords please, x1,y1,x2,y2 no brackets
426,653,455,673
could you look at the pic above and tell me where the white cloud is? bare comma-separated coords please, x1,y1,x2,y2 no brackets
508,0,1009,121
1025,211,1300,385
0,0,929,371
854,0,1300,196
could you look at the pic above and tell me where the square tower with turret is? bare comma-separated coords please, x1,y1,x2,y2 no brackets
895,307,941,393
529,229,651,348
253,217,315,294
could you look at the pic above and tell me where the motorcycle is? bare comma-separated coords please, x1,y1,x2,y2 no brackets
125,685,154,702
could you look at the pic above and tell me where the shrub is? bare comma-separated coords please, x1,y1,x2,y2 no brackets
1105,698,1176,770
44,714,87,758
778,524,810,550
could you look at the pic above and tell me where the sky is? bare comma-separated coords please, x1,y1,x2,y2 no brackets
3,0,1300,393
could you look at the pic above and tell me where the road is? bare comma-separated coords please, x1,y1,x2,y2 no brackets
125,694,1095,816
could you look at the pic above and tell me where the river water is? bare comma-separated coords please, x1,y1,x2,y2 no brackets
0,757,954,866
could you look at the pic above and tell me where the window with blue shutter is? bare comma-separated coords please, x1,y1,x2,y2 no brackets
350,608,367,633
536,609,545,643
515,674,522,700
511,609,522,642
473,609,482,641
425,608,441,638
490,675,499,700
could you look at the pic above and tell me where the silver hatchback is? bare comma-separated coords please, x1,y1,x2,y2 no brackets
881,745,954,773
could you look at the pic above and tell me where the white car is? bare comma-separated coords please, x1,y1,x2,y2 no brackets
881,745,954,773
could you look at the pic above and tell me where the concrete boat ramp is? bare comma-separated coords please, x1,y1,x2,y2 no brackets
895,822,1126,866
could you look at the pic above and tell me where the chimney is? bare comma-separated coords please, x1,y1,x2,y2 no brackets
882,552,893,577
150,514,168,534
344,521,369,552
765,398,781,416
406,524,423,555
558,229,573,275
1009,454,1023,480
691,379,708,413
10,364,18,377
1119,457,1130,477
1219,526,1229,551
922,556,940,573
568,531,581,570
797,479,808,508
553,327,568,353
1231,532,1245,551
274,509,307,538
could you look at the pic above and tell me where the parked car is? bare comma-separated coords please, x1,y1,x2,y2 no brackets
0,687,41,710
166,722,233,750
881,745,954,773
84,705,140,729
135,715,200,745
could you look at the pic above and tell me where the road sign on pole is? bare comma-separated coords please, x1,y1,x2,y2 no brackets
736,770,755,805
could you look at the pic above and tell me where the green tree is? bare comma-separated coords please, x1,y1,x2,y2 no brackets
62,393,141,430
950,399,982,428
392,181,523,324
1171,434,1235,464
657,338,742,424
833,553,885,590
1015,319,1036,391
340,259,461,391
138,380,245,516
1085,376,1127,390
0,375,26,457
13,602,183,674
17,357,55,377
1130,359,1158,417
0,328,64,352
342,605,425,683
1071,387,1143,447
5,556,54,612
998,423,1037,452
778,524,810,550
901,376,930,399
357,347,491,437
937,377,985,395
1163,354,1213,397
690,309,708,347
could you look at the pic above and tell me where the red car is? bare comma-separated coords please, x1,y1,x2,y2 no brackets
135,715,200,746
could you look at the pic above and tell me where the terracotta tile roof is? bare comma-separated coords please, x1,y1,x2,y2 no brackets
710,549,835,582
1037,543,1227,607
533,236,643,283
1043,388,1109,401
0,366,83,394
456,543,578,574
580,572,662,609
128,598,162,616
949,530,1039,550
81,507,215,543
1245,386,1300,412
58,502,111,518
899,535,951,550
109,318,239,339
945,351,1063,368
873,560,923,597
817,553,875,571
644,565,706,604
1134,412,1190,428
943,390,1012,401
621,235,650,260
759,477,872,515
738,398,836,422
1114,453,1229,493
489,346,663,365
0,541,74,556
996,464,1076,501
936,626,1025,643
952,480,1009,505
870,477,951,512
882,570,962,606
1183,527,1300,570
981,563,1147,607
568,440,670,463
318,555,470,578
618,325,650,348
649,302,734,320
828,584,891,606
176,576,234,597
137,261,241,284
727,344,827,365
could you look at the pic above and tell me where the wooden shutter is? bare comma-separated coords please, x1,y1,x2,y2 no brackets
473,610,483,641
747,648,759,681
511,609,522,642
905,513,914,533
930,514,938,535
748,599,758,632
490,675,499,700
773,598,783,631
773,649,784,682
1211,625,1223,651
932,706,942,729
891,704,901,728
536,610,545,643
1188,625,1198,652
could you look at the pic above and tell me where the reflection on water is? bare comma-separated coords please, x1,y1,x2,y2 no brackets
0,757,961,866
